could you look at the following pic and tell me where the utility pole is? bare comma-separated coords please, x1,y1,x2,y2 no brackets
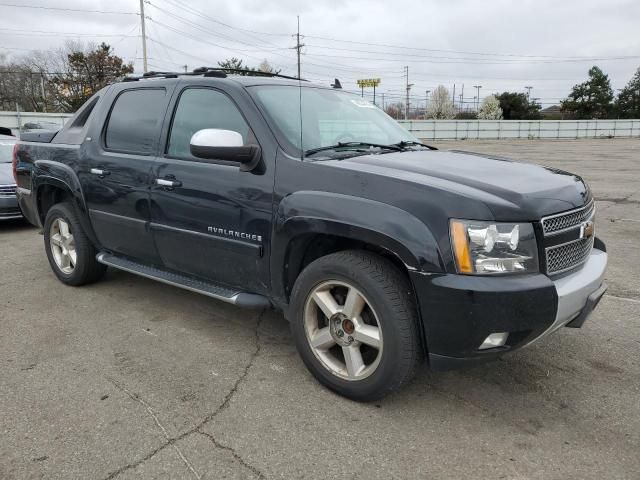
452,84,456,108
524,85,533,100
404,66,413,120
294,16,305,80
473,85,482,111
425,90,430,117
460,84,464,112
139,0,148,73
39,70,46,112
183,65,188,73
381,93,385,111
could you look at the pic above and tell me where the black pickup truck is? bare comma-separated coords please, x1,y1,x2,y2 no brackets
13,69,607,401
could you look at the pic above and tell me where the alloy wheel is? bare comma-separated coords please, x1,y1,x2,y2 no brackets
303,280,383,380
49,218,76,274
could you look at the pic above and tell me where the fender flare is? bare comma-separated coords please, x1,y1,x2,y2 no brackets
271,191,443,301
33,160,99,246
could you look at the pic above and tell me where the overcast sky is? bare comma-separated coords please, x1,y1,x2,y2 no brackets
2,0,640,108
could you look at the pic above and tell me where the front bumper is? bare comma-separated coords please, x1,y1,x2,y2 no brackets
411,246,608,371
0,194,22,220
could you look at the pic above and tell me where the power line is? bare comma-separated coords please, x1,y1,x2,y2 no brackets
303,43,640,63
302,34,638,60
147,18,292,70
0,27,138,38
156,0,290,47
146,1,289,51
0,3,138,15
304,51,640,65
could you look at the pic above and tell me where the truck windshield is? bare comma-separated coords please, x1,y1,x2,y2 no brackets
249,85,418,158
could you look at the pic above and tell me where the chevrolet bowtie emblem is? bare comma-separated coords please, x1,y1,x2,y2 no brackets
580,220,595,239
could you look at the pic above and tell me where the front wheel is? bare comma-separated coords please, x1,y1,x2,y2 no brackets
290,250,423,401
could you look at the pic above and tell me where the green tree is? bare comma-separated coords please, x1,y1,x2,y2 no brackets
217,57,280,75
217,57,249,72
561,66,614,119
496,92,541,120
49,42,133,112
616,67,640,118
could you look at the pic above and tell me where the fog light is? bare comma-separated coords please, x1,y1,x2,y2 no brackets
479,332,509,350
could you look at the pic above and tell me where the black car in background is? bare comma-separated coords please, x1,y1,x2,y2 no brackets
0,134,23,220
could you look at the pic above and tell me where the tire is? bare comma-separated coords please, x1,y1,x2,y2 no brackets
290,250,423,401
43,202,106,286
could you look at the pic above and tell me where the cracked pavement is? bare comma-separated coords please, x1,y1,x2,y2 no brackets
1,139,639,479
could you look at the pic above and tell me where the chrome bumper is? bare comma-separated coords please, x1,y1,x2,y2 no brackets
529,248,607,345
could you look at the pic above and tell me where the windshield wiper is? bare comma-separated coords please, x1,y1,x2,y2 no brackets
304,141,402,156
391,140,438,151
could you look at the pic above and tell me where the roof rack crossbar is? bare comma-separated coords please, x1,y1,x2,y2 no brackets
192,67,306,81
122,67,306,83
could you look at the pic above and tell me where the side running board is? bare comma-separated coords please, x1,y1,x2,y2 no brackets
96,252,270,309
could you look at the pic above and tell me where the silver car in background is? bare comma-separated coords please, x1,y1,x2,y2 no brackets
0,134,22,220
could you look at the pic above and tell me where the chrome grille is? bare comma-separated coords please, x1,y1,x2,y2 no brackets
541,201,595,275
542,201,594,235
546,237,594,275
0,184,17,197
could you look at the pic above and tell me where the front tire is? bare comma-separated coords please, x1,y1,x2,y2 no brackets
44,202,106,286
290,250,423,401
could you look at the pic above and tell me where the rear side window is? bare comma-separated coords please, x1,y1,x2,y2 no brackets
105,88,167,154
167,88,252,159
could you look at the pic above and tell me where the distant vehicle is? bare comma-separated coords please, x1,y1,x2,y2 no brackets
21,121,61,132
0,134,23,220
13,68,607,401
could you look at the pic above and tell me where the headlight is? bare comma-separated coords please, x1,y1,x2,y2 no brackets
450,220,538,274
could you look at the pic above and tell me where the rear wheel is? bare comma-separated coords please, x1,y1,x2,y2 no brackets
44,203,106,286
290,250,423,401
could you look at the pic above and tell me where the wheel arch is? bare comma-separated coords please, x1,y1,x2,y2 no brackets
34,161,99,247
271,191,444,306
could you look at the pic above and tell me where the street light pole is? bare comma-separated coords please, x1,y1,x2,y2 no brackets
525,85,533,100
473,85,482,111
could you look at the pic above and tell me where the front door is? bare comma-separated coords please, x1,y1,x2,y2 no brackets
149,85,274,293
83,86,173,263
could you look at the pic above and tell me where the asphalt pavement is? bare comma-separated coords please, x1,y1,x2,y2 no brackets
1,138,638,479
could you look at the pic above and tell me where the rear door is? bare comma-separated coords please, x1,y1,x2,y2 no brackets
83,85,173,263
148,82,274,292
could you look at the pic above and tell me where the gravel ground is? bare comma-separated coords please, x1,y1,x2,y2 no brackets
1,138,638,479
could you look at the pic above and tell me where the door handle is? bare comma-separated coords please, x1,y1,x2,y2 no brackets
156,178,182,188
90,168,110,177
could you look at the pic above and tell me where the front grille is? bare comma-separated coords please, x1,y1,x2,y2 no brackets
542,200,594,235
546,237,594,275
0,184,17,197
541,201,595,275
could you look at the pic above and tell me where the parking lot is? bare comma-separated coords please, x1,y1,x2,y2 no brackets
1,138,638,479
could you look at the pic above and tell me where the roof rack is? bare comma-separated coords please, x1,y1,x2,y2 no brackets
122,66,306,82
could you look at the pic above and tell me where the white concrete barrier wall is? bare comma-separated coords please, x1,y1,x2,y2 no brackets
397,119,640,140
0,111,72,133
2,112,639,141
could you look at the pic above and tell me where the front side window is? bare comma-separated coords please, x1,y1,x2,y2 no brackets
104,89,167,154
167,88,252,159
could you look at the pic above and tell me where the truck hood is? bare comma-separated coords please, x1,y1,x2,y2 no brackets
0,163,14,185
327,150,591,220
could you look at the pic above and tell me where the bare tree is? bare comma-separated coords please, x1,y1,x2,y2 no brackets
426,85,455,119
258,59,280,74
384,102,404,119
0,41,132,113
